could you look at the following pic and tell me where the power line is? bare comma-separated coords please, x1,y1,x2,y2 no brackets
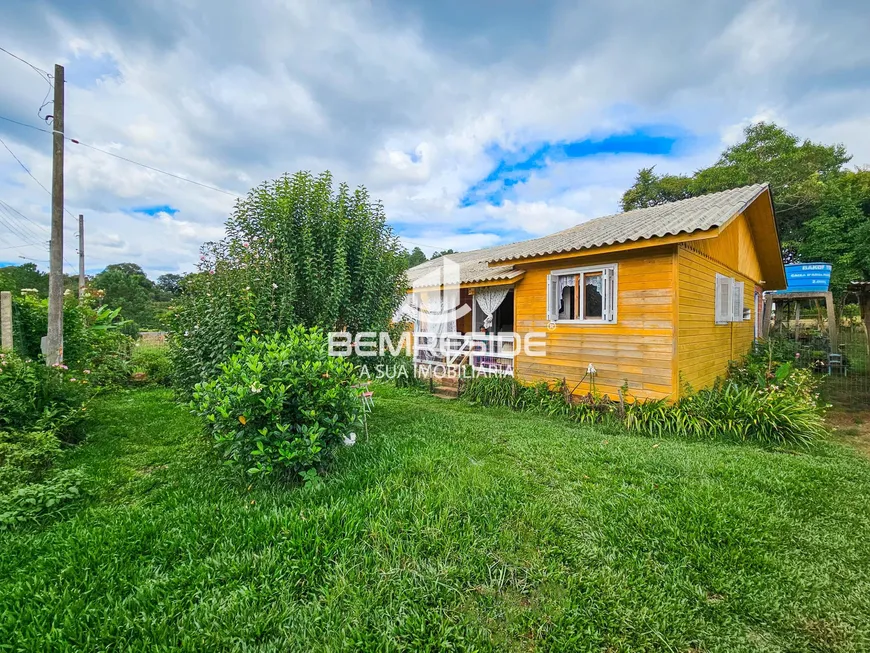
0,46,55,121
70,140,240,197
0,198,48,234
0,114,239,198
0,134,78,220
0,46,51,78
0,212,72,272
0,136,52,196
0,241,46,252
0,115,52,134
0,212,70,273
0,199,44,239
0,211,38,242
0,208,44,244
2,114,445,253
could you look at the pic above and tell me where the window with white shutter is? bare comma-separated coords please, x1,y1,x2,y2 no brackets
715,274,732,324
546,273,558,321
732,280,745,322
546,264,617,324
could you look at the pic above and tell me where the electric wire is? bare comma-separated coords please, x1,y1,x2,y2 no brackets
0,46,55,120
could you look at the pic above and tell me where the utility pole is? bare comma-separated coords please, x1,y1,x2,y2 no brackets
78,214,85,301
45,63,64,366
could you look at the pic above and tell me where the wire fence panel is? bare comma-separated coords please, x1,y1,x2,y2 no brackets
766,305,869,410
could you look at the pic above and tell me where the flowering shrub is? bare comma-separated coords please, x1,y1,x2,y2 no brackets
0,353,91,441
728,339,825,406
10,294,134,386
191,327,361,480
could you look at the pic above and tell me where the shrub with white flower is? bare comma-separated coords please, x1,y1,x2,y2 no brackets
191,326,361,482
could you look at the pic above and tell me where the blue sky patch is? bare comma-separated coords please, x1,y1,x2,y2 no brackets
131,205,179,216
65,51,122,89
460,128,683,207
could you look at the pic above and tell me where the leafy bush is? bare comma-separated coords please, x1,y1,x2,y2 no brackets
0,352,91,441
191,327,361,480
461,374,534,410
0,469,85,530
11,294,91,367
131,346,172,386
461,362,826,447
0,430,61,493
625,381,827,446
0,425,88,531
171,171,408,395
9,295,135,386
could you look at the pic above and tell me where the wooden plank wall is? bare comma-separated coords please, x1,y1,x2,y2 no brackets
513,248,675,401
692,213,763,282
677,215,760,392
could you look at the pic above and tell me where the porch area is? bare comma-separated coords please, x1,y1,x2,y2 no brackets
411,286,517,377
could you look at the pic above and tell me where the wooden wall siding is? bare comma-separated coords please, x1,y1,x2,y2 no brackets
691,213,763,282
676,245,756,392
513,248,675,401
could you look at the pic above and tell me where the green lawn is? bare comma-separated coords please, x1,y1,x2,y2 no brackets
2,387,870,651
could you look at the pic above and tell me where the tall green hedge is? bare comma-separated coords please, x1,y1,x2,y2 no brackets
171,171,408,394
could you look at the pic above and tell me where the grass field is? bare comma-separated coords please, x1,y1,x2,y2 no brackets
2,387,870,651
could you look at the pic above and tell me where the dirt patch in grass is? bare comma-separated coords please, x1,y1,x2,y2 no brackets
800,618,855,652
826,410,870,457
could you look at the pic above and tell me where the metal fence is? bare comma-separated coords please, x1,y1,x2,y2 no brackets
765,304,869,410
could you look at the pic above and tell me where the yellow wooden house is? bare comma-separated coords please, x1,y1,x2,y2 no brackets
405,184,786,400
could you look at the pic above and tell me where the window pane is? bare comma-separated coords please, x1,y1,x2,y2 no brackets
557,275,574,319
584,272,603,319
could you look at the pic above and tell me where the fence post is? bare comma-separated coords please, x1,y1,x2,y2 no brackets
1,291,12,352
825,291,838,350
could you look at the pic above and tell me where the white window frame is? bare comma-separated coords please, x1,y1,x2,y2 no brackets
547,263,617,325
715,273,747,324
732,280,745,322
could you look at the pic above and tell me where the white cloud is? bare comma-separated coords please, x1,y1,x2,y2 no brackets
0,0,868,277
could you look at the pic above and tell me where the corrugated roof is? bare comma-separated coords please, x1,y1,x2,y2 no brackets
405,244,525,287
406,184,770,287
488,184,769,263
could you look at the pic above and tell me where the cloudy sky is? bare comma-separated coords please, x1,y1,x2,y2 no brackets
1,0,868,278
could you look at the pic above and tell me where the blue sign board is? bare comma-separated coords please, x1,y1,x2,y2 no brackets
779,263,832,293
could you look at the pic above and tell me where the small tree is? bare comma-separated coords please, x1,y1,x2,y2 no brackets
91,263,159,330
156,273,185,296
405,247,427,267
171,171,408,393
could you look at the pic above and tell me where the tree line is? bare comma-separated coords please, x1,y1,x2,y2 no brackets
0,262,184,331
0,243,451,335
